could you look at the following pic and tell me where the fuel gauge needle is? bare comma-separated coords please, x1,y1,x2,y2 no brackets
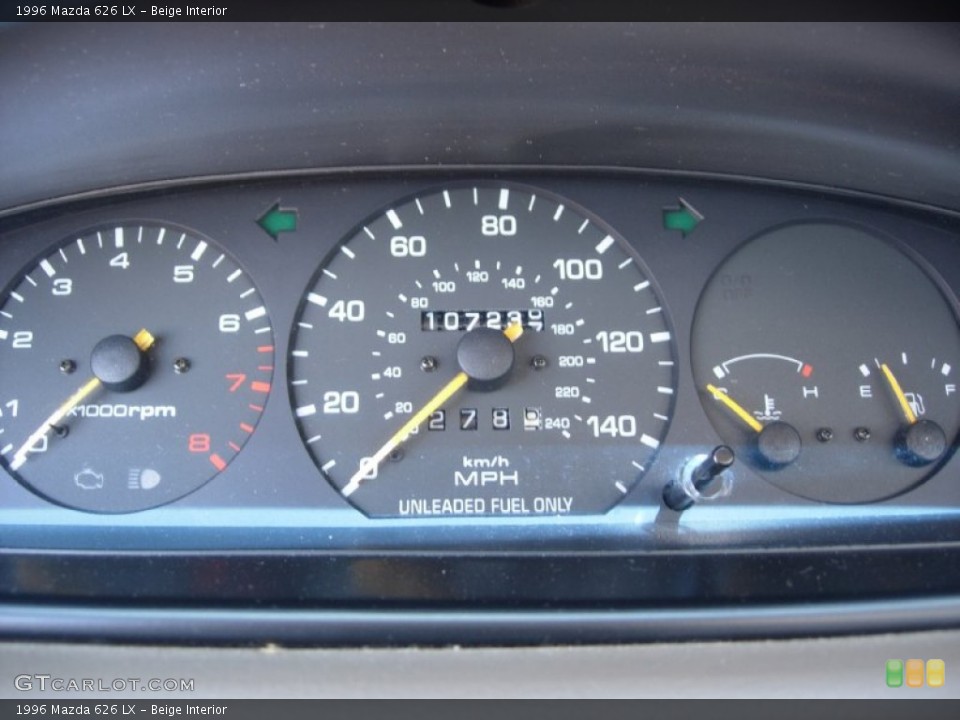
9,329,155,471
880,363,917,425
706,383,763,434
342,322,524,498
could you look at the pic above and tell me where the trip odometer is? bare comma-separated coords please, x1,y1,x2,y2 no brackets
290,184,676,517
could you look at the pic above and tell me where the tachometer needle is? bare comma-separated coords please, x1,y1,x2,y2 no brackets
705,383,763,434
9,329,155,471
880,363,917,425
342,322,524,498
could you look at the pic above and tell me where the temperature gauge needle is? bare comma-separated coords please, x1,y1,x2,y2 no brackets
342,322,524,498
9,329,155,471
880,363,917,425
706,383,763,434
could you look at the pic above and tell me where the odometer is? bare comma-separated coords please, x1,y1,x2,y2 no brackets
289,184,677,518
421,309,545,332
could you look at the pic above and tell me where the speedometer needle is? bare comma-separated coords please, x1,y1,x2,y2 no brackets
342,322,524,498
9,329,155,471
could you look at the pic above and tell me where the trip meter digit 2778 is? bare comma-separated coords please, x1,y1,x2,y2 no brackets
289,184,677,518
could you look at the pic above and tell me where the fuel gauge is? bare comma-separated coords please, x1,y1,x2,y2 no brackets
855,355,955,467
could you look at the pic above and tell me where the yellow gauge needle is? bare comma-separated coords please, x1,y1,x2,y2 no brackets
9,329,155,471
342,322,524,498
880,363,917,425
705,383,764,434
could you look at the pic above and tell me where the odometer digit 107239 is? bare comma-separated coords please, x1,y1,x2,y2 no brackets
289,184,677,518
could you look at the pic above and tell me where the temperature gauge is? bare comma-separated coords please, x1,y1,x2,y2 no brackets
706,353,819,469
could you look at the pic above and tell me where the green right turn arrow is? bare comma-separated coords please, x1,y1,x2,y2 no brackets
662,198,704,237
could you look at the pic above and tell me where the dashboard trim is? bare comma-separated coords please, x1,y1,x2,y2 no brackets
3,165,960,224
4,544,960,609
3,595,960,646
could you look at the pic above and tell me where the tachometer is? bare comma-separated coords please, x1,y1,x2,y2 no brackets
289,184,677,518
0,223,274,513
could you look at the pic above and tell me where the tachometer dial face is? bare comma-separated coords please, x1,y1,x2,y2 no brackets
0,223,274,513
290,184,677,518
692,222,960,503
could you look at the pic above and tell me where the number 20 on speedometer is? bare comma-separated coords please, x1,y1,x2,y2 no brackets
289,184,677,518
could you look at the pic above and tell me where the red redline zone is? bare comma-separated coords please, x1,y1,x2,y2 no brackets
207,344,274,473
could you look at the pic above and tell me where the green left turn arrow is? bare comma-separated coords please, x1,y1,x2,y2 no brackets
256,202,299,241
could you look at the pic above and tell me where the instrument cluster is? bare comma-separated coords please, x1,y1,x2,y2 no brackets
1,171,958,550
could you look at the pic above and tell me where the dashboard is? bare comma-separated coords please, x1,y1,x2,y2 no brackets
2,19,960,699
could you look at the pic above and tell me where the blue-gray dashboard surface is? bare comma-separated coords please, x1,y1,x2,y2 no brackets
2,22,960,661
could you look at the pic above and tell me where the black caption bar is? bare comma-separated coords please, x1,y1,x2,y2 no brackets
0,1,954,22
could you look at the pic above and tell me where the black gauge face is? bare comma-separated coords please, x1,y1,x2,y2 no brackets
692,223,960,503
290,184,677,518
0,223,274,513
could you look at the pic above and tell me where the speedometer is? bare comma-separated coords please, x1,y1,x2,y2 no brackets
289,184,676,518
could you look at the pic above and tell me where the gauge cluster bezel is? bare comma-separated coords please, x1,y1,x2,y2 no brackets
1,168,959,620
